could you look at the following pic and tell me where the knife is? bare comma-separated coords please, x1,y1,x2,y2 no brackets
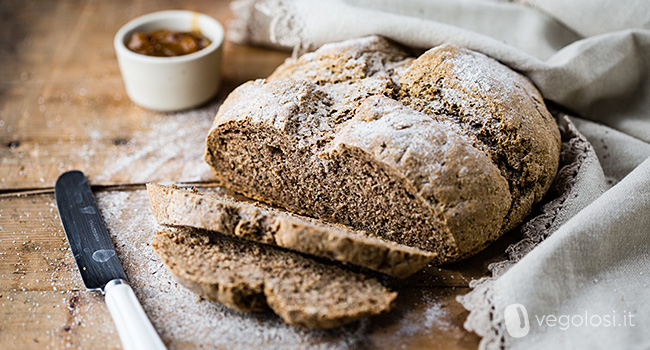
55,170,166,350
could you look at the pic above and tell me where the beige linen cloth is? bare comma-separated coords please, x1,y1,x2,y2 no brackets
228,0,650,348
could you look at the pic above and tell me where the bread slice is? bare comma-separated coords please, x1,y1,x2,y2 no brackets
152,227,397,329
147,183,436,278
204,36,561,263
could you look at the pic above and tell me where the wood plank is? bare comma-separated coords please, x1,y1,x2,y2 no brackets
0,193,81,293
0,188,494,292
0,188,485,349
0,288,478,350
0,0,290,191
0,291,120,350
0,183,517,288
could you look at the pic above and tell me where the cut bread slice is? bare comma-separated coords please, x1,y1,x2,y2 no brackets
152,227,397,329
147,183,436,278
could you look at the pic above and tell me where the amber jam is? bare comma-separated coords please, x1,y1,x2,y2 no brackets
127,29,211,57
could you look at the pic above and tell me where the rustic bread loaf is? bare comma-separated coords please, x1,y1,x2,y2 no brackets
147,183,436,278
152,227,397,329
205,36,561,263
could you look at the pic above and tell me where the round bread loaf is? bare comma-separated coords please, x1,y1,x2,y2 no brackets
205,36,561,264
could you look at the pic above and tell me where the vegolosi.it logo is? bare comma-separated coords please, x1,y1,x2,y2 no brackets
504,303,530,338
504,303,636,338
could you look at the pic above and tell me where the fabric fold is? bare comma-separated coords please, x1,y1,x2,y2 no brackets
227,1,650,348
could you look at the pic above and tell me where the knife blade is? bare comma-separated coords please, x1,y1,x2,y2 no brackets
55,170,127,290
55,170,166,350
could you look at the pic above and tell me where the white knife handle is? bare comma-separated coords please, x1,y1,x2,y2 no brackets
105,279,167,350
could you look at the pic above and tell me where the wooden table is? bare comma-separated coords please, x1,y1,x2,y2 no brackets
0,1,512,348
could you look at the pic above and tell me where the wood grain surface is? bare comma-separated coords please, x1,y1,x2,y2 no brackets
0,0,500,349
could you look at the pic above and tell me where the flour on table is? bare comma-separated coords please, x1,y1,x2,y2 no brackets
90,102,219,184
95,189,451,349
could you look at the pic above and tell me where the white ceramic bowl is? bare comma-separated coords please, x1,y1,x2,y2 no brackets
114,10,224,112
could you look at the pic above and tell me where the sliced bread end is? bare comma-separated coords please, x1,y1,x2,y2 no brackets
152,228,397,329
